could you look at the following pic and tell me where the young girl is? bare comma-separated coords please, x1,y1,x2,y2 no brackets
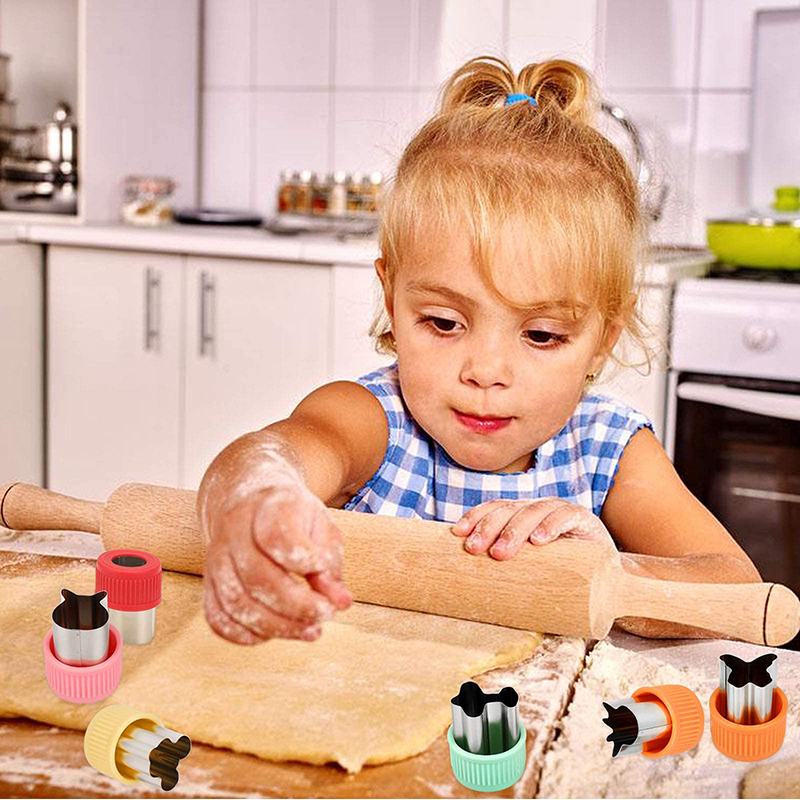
197,56,760,646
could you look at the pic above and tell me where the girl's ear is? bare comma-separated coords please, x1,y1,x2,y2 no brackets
375,258,394,320
598,293,636,357
601,317,625,355
588,314,626,376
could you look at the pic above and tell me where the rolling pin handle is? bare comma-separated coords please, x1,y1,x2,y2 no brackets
0,481,20,528
0,482,103,534
614,572,800,646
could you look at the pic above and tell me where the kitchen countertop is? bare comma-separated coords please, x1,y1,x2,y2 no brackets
2,529,798,798
2,219,714,282
0,222,25,242
24,221,382,265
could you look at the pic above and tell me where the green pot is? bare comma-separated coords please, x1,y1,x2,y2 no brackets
706,186,800,269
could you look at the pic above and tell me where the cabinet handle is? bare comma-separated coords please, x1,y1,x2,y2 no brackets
144,266,161,352
199,270,216,357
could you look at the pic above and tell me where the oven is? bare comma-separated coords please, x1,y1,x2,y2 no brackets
666,274,800,649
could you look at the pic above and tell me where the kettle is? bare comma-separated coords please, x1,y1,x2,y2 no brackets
600,102,668,225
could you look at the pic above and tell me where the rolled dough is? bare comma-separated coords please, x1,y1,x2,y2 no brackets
0,563,540,773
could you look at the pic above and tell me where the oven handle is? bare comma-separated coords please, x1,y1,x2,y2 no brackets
677,381,800,422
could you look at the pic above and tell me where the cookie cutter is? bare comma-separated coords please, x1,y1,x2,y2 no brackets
450,681,520,755
43,589,122,703
95,549,162,645
51,589,110,666
602,685,703,759
718,653,777,724
710,653,787,761
447,681,526,792
85,704,191,791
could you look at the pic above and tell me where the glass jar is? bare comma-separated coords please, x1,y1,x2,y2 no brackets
121,175,175,226
276,169,297,213
329,170,348,217
311,172,331,215
347,171,364,215
294,169,314,214
363,171,383,215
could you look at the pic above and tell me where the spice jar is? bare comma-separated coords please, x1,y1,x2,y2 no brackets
329,170,348,217
312,173,331,215
359,173,374,215
347,171,364,215
294,169,313,214
363,171,383,215
276,169,297,213
121,175,175,226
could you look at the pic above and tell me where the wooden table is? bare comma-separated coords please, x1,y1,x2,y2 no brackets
0,533,587,798
2,530,799,798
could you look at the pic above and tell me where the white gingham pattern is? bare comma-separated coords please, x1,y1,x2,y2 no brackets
342,361,653,522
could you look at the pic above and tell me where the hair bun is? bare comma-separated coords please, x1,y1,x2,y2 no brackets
519,59,594,123
440,55,595,124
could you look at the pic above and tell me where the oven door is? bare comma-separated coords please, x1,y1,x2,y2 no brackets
666,371,800,648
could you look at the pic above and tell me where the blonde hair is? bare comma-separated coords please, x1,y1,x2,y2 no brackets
369,55,653,376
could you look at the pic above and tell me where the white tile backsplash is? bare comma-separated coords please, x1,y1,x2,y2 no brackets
599,0,699,90
508,0,599,70
255,0,332,87
417,0,505,88
690,92,750,244
201,89,253,208
253,90,331,216
200,0,779,241
695,91,750,153
333,91,418,177
203,0,252,88
334,0,415,88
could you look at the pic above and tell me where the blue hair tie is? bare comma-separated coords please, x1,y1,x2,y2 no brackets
505,92,537,107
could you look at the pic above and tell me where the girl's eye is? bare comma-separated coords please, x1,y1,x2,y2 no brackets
420,317,568,348
425,316,459,333
525,330,568,347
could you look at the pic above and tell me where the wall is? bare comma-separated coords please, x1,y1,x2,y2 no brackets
201,0,796,246
0,0,78,127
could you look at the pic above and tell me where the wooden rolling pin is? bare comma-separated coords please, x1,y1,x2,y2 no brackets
2,481,799,646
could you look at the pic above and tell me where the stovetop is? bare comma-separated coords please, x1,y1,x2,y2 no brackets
706,263,800,283
673,265,800,381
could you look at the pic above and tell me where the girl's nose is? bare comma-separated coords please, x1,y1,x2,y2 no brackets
460,343,512,388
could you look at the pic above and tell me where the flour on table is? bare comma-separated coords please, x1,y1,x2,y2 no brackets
536,641,800,799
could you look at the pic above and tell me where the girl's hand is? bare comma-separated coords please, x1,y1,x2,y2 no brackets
451,498,615,560
203,481,352,645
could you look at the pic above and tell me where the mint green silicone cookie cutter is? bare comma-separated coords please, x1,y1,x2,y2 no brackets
447,723,527,792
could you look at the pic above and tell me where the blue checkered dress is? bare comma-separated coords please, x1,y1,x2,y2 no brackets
342,361,653,521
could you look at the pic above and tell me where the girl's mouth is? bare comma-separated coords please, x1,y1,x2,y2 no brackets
454,409,513,433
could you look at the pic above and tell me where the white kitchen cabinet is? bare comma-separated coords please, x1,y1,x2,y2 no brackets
48,246,183,500
329,263,394,382
182,256,331,490
0,243,43,485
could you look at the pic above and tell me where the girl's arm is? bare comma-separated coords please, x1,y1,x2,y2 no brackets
197,380,387,643
261,381,389,508
200,380,388,514
600,427,762,639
